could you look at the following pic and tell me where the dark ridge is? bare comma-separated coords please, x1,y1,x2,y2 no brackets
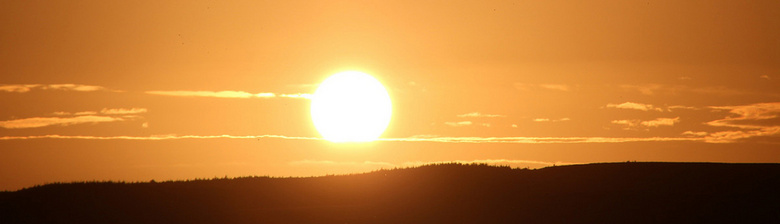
1,162,779,224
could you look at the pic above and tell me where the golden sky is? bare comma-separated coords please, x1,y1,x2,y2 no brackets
1,0,779,191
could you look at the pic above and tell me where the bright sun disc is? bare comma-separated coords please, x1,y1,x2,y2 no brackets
311,71,392,143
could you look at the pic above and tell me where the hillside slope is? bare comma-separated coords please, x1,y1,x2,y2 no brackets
1,162,779,223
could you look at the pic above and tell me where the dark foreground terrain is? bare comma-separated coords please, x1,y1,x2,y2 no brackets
1,162,779,223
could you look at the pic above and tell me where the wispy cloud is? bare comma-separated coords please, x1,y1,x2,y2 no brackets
380,136,700,144
641,117,680,127
539,84,570,91
533,118,570,122
707,103,780,129
621,84,754,96
704,128,780,143
444,121,472,127
620,84,663,95
0,84,116,93
702,102,780,143
146,90,264,98
611,117,680,130
456,112,505,118
100,108,148,115
0,134,320,141
0,116,124,129
0,84,40,93
0,134,703,144
682,131,708,137
52,108,147,116
146,90,311,99
606,102,663,112
279,93,312,99
667,105,698,111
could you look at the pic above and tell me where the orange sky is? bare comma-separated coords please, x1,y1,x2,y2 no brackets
1,0,779,191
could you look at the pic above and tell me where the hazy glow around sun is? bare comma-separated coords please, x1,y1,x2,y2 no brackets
311,71,392,143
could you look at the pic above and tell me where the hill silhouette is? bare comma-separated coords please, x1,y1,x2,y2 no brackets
1,162,779,223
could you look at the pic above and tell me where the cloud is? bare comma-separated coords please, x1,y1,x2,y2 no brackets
760,75,770,80
620,84,663,95
0,84,116,93
0,84,40,93
457,112,505,118
606,102,663,112
52,111,99,116
667,105,698,111
46,84,106,92
702,102,780,143
682,131,708,137
51,108,147,116
704,127,780,143
146,90,258,98
0,116,124,129
539,84,570,91
707,103,780,129
0,134,704,144
279,93,312,99
533,118,570,122
381,136,700,144
100,108,148,115
611,117,680,129
444,121,472,127
146,90,311,99
621,84,754,96
641,117,680,127
0,134,320,141
611,120,637,126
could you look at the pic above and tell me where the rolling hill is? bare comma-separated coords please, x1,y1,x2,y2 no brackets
2,162,779,223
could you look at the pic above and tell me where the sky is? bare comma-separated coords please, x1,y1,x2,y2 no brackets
1,0,779,191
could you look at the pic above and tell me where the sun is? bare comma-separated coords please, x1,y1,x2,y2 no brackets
310,71,392,143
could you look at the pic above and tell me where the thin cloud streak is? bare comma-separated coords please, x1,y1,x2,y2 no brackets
702,102,780,143
533,118,570,122
0,84,116,93
380,136,702,144
539,84,570,91
444,121,472,127
100,108,148,115
0,134,321,141
0,134,706,143
146,90,311,99
611,117,680,129
146,90,262,98
0,116,124,129
606,102,663,112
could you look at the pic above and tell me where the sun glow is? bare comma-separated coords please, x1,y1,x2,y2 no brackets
310,71,392,143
